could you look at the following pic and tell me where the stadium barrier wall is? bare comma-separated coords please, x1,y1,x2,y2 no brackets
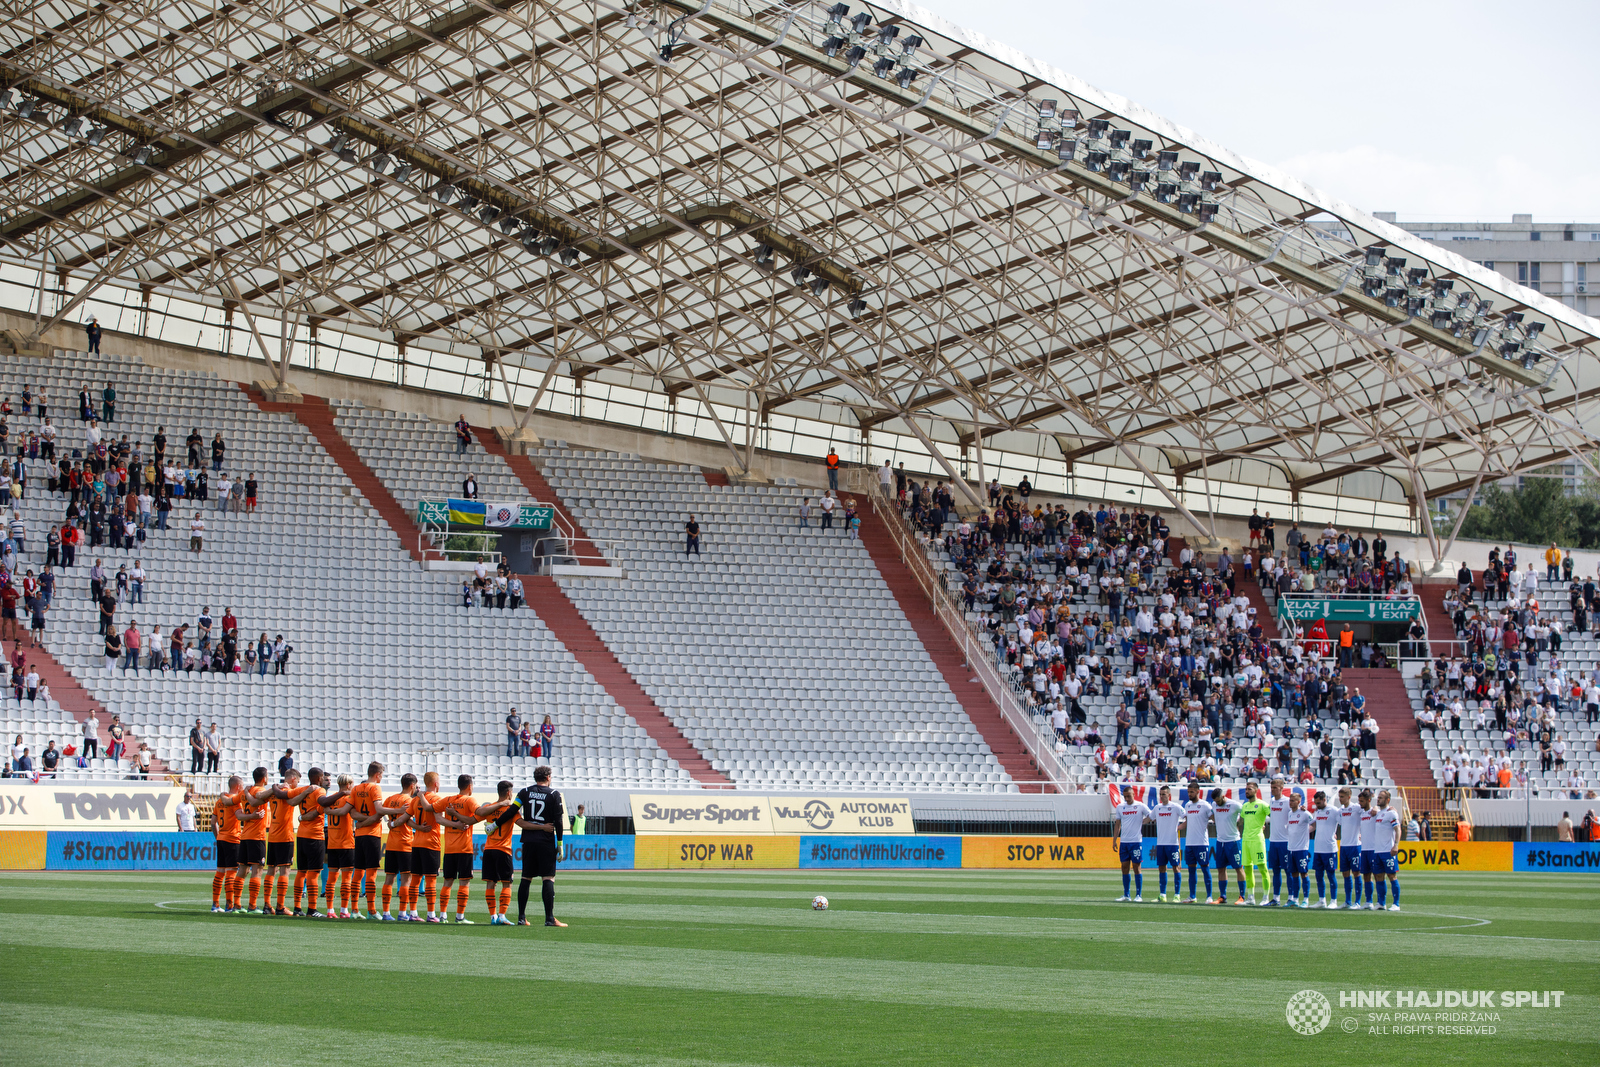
11,832,1594,872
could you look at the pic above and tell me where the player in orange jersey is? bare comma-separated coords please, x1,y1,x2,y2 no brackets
234,767,273,914
346,762,387,920
209,775,244,912
279,768,347,917
476,780,520,925
434,774,483,923
407,771,444,922
262,768,303,915
377,773,418,922
323,774,358,918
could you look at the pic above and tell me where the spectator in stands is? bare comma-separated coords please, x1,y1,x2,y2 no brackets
189,512,205,553
826,447,839,491
507,575,524,610
819,491,836,530
103,626,122,675
540,715,556,759
8,734,21,772
684,515,701,557
797,498,811,528
209,432,225,472
256,633,271,676
455,415,472,454
106,716,125,760
122,621,141,672
129,743,149,779
278,748,294,779
461,473,479,500
176,791,197,831
189,718,205,772
505,708,521,757
205,722,221,772
215,473,232,513
84,320,101,357
81,712,98,760
40,740,58,777
28,594,45,648
100,382,116,425
272,635,289,675
244,474,258,512
185,428,202,467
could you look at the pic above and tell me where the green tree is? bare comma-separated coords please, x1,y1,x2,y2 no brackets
1455,477,1574,546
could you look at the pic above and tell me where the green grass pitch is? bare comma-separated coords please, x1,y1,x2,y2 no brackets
1,869,1595,1065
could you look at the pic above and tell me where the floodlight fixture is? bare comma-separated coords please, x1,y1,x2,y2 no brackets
389,163,412,183
900,35,923,58
845,45,866,68
822,35,846,57
754,243,774,266
0,90,10,109
520,230,540,254
1177,192,1198,214
431,182,457,203
1059,109,1080,129
1108,159,1131,182
61,117,82,137
873,57,895,78
1057,138,1077,162
877,24,899,47
1086,150,1108,172
828,2,850,20
1038,99,1056,122
850,12,872,33
1197,203,1218,223
847,298,867,318
1363,245,1386,267
457,194,480,212
1036,130,1055,151
1178,160,1200,179
539,236,560,256
1157,150,1178,171
558,246,579,266
809,278,830,296
1155,182,1177,204
895,67,917,89
1199,171,1222,192
1087,118,1110,138
131,144,151,165
367,152,391,175
499,214,521,233
791,265,812,285
86,125,106,146
478,204,500,225
1526,321,1545,340
1131,138,1152,159
16,97,35,120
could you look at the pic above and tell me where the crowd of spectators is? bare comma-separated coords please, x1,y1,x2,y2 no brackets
896,474,1387,789
96,602,295,678
1413,543,1600,799
461,556,527,609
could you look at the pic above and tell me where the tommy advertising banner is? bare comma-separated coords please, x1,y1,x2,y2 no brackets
630,794,915,835
0,783,187,830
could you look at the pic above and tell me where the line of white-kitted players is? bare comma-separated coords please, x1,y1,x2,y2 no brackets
1111,778,1405,909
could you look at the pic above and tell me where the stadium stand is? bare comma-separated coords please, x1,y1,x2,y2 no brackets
900,485,1397,793
0,350,694,788
529,445,1017,792
1406,568,1598,800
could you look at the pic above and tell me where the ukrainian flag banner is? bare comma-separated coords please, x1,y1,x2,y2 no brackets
447,498,487,525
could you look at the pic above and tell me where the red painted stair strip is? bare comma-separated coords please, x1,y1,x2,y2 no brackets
1339,667,1434,789
471,428,601,561
241,386,435,563
701,469,730,487
523,576,729,786
854,508,1044,792
26,641,169,774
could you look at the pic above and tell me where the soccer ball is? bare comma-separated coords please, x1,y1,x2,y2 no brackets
811,895,829,911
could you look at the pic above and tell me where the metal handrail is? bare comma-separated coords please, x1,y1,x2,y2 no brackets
847,469,1067,793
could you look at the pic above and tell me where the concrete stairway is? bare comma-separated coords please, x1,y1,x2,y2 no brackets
1340,666,1432,789
855,507,1045,792
242,386,435,564
522,576,729,786
471,427,600,561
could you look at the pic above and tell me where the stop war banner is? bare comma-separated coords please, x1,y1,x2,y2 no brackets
630,794,914,835
0,782,188,830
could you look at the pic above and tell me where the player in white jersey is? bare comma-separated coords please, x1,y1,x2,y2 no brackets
1209,788,1247,904
1180,784,1215,903
1111,794,1152,901
1334,786,1364,909
1310,791,1341,908
1356,788,1378,907
1282,791,1313,908
1263,777,1292,906
1151,786,1185,902
1368,790,1403,910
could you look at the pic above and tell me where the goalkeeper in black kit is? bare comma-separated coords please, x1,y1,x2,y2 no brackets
515,765,568,927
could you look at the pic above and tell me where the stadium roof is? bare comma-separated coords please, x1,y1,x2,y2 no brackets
2,0,1598,531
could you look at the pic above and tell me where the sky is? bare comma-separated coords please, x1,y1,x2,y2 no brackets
920,0,1597,222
